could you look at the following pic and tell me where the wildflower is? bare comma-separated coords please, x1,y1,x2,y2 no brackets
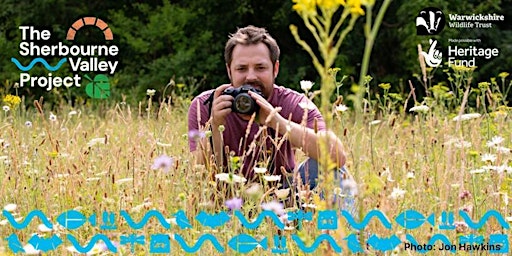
225,197,243,211
292,0,317,15
409,105,430,113
23,243,41,255
336,104,348,112
498,72,509,79
496,146,511,154
245,183,262,196
263,175,281,182
147,89,156,96
406,171,415,179
2,94,21,108
3,203,17,212
2,105,9,112
38,224,52,232
218,125,225,132
49,112,57,122
25,121,32,128
254,167,267,174
188,129,206,141
481,153,497,163
87,138,106,147
389,187,406,199
215,173,247,183
469,168,485,174
369,120,381,125
275,188,290,199
454,221,469,234
380,167,395,182
486,136,504,147
452,113,481,121
261,200,285,216
68,110,78,116
378,83,391,90
298,101,316,110
300,80,314,92
459,190,471,200
151,155,175,173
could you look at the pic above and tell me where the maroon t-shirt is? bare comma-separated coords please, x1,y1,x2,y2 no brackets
188,85,326,179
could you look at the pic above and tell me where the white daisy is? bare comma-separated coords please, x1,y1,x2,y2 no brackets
481,153,497,163
263,175,281,182
486,136,504,147
390,187,406,199
215,173,247,183
300,80,314,92
336,104,348,112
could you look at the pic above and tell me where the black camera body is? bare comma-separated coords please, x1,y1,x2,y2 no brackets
222,85,264,115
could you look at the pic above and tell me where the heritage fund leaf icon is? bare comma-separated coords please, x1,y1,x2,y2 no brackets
85,74,110,99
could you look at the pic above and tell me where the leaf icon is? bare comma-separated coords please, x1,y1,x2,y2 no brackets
85,74,110,99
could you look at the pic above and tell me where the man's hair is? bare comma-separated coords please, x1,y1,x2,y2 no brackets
224,25,280,66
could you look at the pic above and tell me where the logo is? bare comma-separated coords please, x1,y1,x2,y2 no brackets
416,7,446,35
420,39,442,67
11,17,118,99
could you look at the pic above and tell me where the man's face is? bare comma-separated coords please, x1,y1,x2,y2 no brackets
226,43,279,99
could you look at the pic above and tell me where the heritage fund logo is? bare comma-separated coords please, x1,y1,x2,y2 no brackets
416,7,446,35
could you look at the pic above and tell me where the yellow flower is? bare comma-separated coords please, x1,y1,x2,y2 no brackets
2,94,21,108
316,0,339,9
293,0,317,14
498,72,509,79
346,0,364,15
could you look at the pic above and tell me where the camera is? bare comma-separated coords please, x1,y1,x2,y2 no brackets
222,85,264,115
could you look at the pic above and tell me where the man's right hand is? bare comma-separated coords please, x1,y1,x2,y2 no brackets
211,84,233,127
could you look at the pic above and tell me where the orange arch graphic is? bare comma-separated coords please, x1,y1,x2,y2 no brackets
66,17,113,41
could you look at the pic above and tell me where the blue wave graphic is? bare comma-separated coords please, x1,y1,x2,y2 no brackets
11,57,67,71
120,210,171,229
406,234,455,253
341,209,392,230
67,234,118,253
234,210,284,229
2,210,53,230
292,234,342,253
367,234,401,252
459,210,510,230
174,234,225,253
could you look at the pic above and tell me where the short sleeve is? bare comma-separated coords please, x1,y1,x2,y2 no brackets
188,94,211,152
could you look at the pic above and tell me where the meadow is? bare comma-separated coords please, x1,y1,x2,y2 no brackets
0,69,511,255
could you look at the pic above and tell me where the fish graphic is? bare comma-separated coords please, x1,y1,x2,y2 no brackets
228,234,267,253
195,211,230,228
56,210,88,229
367,234,401,252
395,209,426,229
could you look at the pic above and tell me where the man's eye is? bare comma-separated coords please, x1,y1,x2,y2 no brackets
236,67,246,71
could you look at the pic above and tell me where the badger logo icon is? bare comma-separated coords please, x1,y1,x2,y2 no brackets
416,7,445,35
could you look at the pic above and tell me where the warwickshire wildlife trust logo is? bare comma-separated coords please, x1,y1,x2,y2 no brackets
10,17,118,99
416,7,446,35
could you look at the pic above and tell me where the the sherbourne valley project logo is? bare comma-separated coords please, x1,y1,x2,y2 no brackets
10,17,119,99
416,7,446,35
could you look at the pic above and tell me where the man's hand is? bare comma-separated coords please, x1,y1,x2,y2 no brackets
248,90,283,129
211,84,234,126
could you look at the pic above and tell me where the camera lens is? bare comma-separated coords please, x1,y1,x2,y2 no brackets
234,94,254,114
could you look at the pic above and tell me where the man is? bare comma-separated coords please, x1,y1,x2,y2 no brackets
188,25,351,194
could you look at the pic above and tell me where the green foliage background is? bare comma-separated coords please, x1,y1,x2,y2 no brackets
1,0,511,105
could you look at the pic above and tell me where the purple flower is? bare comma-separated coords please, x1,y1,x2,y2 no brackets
189,129,206,141
151,155,174,173
225,197,243,211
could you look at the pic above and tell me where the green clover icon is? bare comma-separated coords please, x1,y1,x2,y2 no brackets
85,74,110,99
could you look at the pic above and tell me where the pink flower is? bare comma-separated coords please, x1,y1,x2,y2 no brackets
189,129,205,141
151,155,174,173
